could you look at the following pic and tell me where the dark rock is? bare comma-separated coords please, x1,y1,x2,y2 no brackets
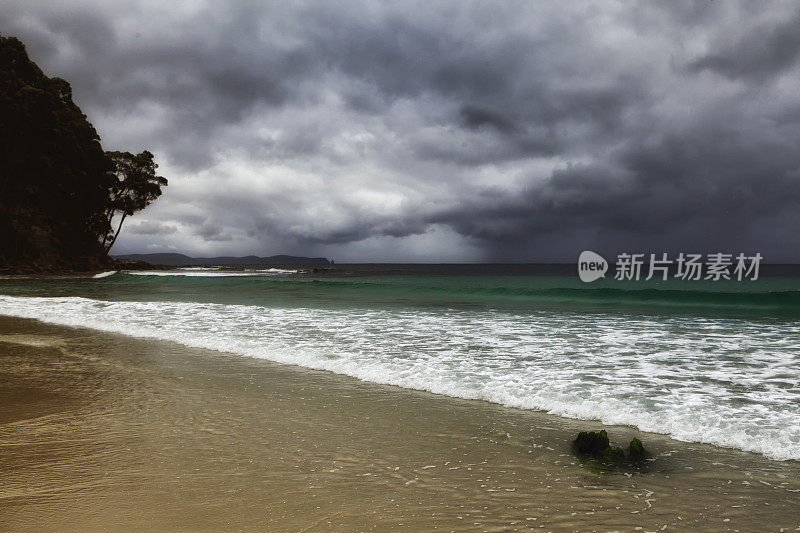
573,430,610,455
628,437,648,460
601,446,625,463
110,258,158,271
573,430,648,467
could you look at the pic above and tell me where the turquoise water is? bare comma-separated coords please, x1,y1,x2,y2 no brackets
3,270,800,315
1,268,799,460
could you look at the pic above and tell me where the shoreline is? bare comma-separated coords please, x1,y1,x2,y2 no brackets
0,258,157,277
1,315,798,531
0,288,797,462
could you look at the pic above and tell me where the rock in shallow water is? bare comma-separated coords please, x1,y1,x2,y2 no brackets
573,429,610,456
572,430,649,467
628,437,648,460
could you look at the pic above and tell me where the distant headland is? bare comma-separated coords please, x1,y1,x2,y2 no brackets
114,253,332,267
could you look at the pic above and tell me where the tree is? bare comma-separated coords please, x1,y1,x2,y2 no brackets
102,150,168,253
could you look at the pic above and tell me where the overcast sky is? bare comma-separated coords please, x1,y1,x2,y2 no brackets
3,1,800,262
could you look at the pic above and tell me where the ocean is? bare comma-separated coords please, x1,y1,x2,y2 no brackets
1,265,799,462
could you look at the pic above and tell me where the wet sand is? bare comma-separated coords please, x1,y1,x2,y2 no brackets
0,315,798,531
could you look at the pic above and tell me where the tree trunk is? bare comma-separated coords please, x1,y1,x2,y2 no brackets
101,219,111,249
101,209,115,249
105,211,127,254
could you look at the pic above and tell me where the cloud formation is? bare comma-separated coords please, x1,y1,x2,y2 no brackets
3,1,800,261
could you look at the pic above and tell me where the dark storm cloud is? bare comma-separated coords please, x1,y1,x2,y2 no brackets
689,9,800,80
3,1,800,261
195,222,233,242
459,105,518,134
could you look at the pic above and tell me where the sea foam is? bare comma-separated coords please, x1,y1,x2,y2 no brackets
0,294,798,461
126,268,297,277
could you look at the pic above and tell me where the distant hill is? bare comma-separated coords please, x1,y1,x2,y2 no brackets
114,253,332,266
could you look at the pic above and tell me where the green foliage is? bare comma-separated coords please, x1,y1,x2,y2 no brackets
107,151,168,215
0,34,167,269
103,150,168,252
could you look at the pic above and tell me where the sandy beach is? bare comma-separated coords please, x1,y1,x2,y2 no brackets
0,315,797,531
